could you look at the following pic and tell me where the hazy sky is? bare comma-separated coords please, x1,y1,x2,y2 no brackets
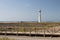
0,0,60,22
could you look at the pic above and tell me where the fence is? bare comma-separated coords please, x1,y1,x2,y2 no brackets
0,26,60,37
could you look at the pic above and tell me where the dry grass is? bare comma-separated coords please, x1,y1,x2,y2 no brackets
0,37,15,40
0,22,60,33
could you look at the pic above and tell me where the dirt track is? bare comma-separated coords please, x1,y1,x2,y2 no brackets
0,35,60,40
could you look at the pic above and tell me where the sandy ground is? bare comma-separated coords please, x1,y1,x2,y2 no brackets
0,35,60,40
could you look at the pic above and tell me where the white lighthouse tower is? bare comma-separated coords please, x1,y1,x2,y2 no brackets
38,10,41,23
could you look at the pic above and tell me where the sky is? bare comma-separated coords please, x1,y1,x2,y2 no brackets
0,0,60,22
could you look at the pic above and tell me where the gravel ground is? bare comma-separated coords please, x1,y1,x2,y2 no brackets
0,35,60,40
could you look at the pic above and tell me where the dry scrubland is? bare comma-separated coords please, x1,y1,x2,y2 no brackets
0,22,60,33
0,22,60,40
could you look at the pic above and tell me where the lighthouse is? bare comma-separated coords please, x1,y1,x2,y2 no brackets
38,10,41,23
